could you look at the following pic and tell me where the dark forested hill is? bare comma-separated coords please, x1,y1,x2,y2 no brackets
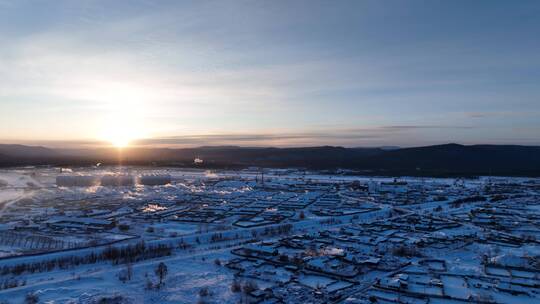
0,144,59,158
361,144,540,176
0,143,539,176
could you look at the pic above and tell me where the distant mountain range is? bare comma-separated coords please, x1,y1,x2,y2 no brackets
1,143,540,177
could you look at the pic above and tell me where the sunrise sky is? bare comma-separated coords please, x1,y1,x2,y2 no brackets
1,0,539,148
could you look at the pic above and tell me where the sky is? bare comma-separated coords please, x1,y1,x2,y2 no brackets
0,0,539,148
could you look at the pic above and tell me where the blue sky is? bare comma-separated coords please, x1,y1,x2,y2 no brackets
0,0,539,147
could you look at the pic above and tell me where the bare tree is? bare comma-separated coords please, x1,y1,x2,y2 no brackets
126,263,133,281
243,280,258,293
118,263,133,283
231,279,242,293
199,287,210,297
24,292,39,304
155,262,168,287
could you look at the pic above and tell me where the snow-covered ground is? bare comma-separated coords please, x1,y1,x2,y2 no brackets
0,167,537,303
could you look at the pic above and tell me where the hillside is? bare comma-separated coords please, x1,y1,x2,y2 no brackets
0,143,539,176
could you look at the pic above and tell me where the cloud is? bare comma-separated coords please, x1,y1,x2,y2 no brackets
128,124,476,148
465,111,540,119
1,123,482,148
0,1,539,145
379,125,474,130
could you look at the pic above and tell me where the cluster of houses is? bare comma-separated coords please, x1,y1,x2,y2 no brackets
226,199,540,303
1,168,539,303
358,254,540,304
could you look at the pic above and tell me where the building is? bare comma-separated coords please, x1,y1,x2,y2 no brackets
56,175,100,187
101,175,135,187
139,174,172,186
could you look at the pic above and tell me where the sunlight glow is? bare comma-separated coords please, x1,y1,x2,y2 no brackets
92,82,151,148
106,132,132,148
100,117,145,148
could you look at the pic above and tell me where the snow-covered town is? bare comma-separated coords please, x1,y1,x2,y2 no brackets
0,167,537,303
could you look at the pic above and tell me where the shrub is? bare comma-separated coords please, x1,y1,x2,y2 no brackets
24,293,39,304
392,245,421,257
199,287,210,297
97,296,126,304
155,262,168,287
118,224,130,231
243,280,258,294
231,280,242,293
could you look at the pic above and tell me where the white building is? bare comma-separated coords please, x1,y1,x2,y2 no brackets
139,174,172,186
56,175,100,187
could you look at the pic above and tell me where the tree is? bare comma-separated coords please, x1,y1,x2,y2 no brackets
145,278,154,290
155,262,168,287
199,287,210,297
118,224,130,231
25,292,39,304
231,279,242,293
242,280,258,294
118,263,133,283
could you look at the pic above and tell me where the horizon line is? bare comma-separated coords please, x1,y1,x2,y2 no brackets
2,141,540,150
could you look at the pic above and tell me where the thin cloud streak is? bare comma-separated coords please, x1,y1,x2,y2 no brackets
129,125,477,147
5,123,539,148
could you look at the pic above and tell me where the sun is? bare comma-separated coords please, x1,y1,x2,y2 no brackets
109,136,131,148
102,130,131,148
90,82,153,148
101,122,143,148
98,113,146,148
